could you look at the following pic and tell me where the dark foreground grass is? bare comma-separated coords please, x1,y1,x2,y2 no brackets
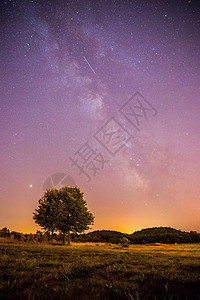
0,241,200,300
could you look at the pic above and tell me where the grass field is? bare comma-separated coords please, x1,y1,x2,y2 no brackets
0,240,200,299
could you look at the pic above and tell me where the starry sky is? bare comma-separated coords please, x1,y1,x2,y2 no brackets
0,0,200,234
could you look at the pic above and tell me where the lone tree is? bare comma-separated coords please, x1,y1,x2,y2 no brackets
33,186,94,245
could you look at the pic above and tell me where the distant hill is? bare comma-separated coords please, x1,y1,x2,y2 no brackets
72,227,200,244
129,227,200,244
72,230,127,244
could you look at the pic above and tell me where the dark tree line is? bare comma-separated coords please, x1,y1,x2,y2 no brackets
2,227,200,245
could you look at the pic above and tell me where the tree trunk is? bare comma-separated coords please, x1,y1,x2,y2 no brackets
62,232,70,246
51,229,54,244
62,233,66,246
67,232,71,246
47,232,51,245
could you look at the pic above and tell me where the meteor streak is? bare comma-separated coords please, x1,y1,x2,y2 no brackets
83,56,96,74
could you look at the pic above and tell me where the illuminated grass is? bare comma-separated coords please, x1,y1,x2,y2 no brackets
0,241,200,299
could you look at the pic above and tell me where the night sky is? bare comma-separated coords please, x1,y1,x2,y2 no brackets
1,0,200,234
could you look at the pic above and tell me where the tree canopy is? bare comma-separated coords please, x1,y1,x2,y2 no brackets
33,186,94,245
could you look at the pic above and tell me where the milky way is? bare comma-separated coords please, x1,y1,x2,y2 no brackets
0,0,200,233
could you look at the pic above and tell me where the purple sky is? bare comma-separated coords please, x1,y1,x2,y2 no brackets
0,0,200,233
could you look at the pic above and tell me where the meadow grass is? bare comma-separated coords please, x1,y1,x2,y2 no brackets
0,240,200,299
